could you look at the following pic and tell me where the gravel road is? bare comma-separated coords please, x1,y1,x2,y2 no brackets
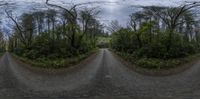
1,49,200,98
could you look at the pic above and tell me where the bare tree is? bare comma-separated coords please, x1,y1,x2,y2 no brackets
108,20,121,33
32,11,45,34
79,8,100,39
46,0,79,51
144,2,200,51
5,10,35,49
46,0,102,53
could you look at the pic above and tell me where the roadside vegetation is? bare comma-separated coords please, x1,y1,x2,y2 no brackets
111,3,200,69
3,1,200,70
6,1,107,68
97,35,111,48
12,49,97,69
0,31,6,57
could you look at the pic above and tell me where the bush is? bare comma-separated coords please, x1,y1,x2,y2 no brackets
114,50,200,70
13,49,98,69
136,58,163,69
111,28,199,60
136,58,181,69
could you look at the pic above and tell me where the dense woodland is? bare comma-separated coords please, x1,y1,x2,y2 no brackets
112,6,200,58
111,3,200,69
0,31,5,53
1,1,200,69
0,1,109,68
7,3,106,60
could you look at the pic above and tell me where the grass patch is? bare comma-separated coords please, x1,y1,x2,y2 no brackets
113,50,200,70
12,49,98,69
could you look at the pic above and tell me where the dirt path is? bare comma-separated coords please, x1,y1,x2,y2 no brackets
1,49,200,98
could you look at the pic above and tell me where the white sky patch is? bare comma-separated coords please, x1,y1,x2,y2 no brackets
1,0,200,34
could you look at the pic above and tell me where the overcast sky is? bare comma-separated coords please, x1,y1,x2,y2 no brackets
1,0,200,34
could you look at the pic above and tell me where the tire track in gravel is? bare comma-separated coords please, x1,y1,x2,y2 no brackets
1,49,200,98
0,54,27,97
103,49,200,98
0,51,103,98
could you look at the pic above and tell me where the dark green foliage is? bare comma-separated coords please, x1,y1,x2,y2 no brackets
0,31,5,53
111,28,135,52
115,50,200,69
8,8,106,68
111,6,200,69
112,27,199,59
13,49,97,69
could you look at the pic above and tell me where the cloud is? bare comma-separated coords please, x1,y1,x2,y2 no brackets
1,0,200,34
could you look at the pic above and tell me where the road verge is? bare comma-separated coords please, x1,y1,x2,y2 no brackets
111,49,200,76
11,50,99,74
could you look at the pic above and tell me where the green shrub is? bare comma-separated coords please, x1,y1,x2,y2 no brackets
13,49,97,69
136,58,163,69
114,50,200,70
111,25,200,60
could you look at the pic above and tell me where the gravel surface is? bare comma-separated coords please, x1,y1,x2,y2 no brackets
0,49,200,98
